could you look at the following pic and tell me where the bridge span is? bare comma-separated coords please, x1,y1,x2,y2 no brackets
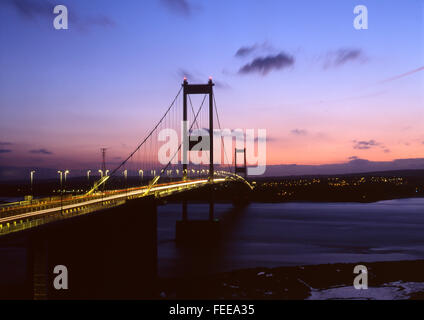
0,177,232,236
0,79,255,299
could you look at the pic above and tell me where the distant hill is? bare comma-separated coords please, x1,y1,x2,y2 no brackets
263,158,424,177
1,157,423,182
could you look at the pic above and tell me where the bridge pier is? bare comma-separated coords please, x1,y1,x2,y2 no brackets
176,184,220,244
1,197,158,299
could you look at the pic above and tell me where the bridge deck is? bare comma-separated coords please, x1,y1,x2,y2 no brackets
0,178,226,236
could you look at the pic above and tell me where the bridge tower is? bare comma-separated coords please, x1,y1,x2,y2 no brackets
182,78,214,181
177,78,219,243
100,148,107,173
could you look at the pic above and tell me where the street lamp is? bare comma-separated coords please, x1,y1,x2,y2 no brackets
58,171,63,211
105,169,110,176
138,169,144,184
123,169,128,195
87,170,91,181
98,169,104,178
30,170,35,196
64,170,70,182
57,171,63,188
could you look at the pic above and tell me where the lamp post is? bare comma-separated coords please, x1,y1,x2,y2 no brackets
57,171,63,188
105,169,110,176
98,169,104,178
138,169,144,184
87,170,91,192
30,170,35,196
123,169,128,196
58,171,63,212
64,170,70,196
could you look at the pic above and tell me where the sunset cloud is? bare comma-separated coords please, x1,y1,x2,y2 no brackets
29,148,53,155
353,140,381,150
235,42,274,58
238,52,295,75
323,48,367,69
291,129,308,136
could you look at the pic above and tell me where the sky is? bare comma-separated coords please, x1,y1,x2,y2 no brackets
0,0,423,176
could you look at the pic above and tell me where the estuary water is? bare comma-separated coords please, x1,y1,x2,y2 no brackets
157,198,424,278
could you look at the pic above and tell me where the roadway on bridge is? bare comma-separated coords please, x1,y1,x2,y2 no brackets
0,178,225,226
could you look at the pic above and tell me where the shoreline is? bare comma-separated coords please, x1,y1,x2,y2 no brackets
158,259,424,300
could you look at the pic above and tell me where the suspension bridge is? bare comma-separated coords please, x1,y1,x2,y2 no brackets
0,79,253,299
0,78,251,237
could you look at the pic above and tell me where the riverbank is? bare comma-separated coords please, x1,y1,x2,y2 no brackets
158,260,424,300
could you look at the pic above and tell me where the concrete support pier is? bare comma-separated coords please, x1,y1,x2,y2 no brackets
0,197,158,299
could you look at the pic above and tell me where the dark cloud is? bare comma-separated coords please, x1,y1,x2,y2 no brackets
323,49,366,69
0,142,12,146
238,52,295,76
253,136,277,143
383,149,391,153
291,129,308,136
160,0,191,16
353,140,380,150
29,148,53,155
2,0,53,19
1,0,115,29
0,149,12,154
235,42,274,58
348,156,359,161
235,44,259,58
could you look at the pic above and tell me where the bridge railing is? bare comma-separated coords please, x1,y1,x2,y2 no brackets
0,198,126,236
0,177,229,236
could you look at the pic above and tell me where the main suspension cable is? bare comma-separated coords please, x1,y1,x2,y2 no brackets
157,94,208,181
109,87,183,178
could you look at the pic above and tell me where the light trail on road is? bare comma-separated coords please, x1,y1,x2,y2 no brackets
0,179,225,225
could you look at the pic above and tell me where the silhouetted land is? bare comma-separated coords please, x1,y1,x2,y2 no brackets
250,170,424,203
1,169,423,204
158,260,424,299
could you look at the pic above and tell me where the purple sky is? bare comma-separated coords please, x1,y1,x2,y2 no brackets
0,0,423,176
